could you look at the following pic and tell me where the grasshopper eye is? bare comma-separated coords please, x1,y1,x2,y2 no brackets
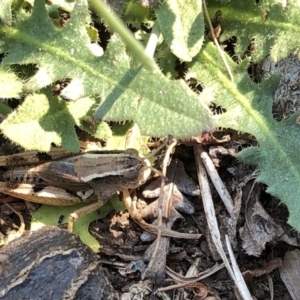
123,169,139,180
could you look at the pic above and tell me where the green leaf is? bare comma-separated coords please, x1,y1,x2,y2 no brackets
0,87,114,152
0,102,12,115
68,97,113,141
0,0,12,25
207,0,300,62
0,89,79,152
155,0,204,61
79,118,112,141
123,0,153,24
0,66,23,99
0,0,213,151
86,25,99,43
31,199,119,252
104,121,150,153
188,42,300,231
155,41,178,78
94,65,214,138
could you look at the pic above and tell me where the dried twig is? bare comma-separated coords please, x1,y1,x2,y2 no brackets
225,235,252,300
166,262,225,283
200,149,234,217
194,145,252,300
157,281,208,297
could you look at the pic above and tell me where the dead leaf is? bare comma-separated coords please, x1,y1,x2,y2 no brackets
279,250,300,300
239,184,284,257
179,132,231,146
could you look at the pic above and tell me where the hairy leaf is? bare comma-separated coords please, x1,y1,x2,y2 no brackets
0,0,12,25
0,88,111,152
155,42,177,78
0,0,213,151
207,0,300,62
155,0,204,61
0,66,23,99
0,89,80,152
123,1,153,24
187,42,300,231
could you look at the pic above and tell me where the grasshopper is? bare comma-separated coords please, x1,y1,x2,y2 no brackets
0,148,151,231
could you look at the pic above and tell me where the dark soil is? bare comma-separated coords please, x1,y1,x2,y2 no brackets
0,139,298,299
89,143,297,299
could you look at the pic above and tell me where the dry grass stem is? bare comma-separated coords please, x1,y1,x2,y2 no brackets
225,235,252,299
200,149,234,217
166,262,225,283
194,145,252,300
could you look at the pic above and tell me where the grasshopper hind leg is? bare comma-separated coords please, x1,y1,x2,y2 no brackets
68,199,107,232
